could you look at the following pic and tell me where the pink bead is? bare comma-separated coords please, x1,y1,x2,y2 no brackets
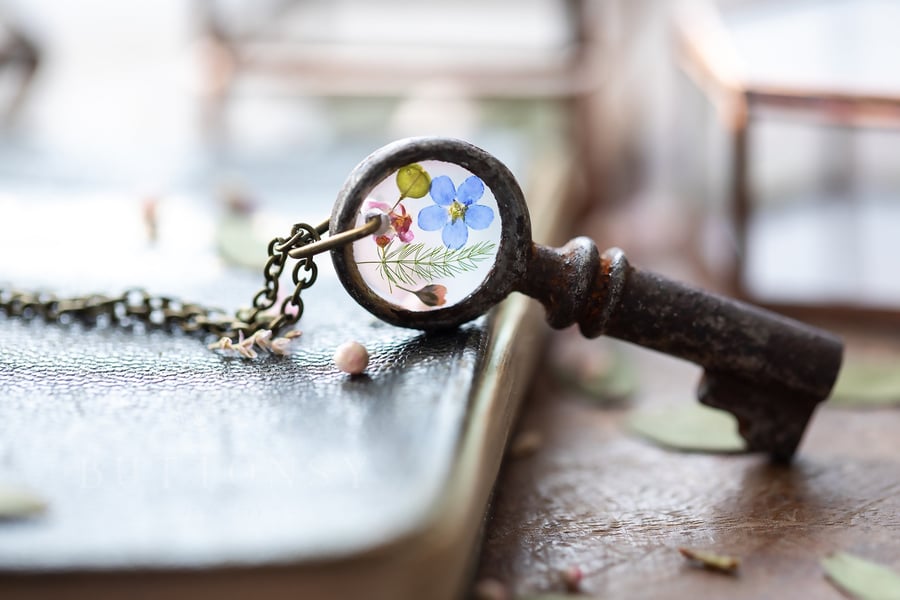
334,341,369,374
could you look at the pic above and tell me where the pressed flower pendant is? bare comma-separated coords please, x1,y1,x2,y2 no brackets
326,138,531,331
349,160,501,312
318,137,842,462
4,135,840,462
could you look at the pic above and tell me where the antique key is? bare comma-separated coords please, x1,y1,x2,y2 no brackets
292,137,843,462
1,136,842,461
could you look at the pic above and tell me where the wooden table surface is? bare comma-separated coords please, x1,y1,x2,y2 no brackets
475,327,900,599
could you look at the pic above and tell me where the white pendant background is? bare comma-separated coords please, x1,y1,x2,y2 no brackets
351,160,501,311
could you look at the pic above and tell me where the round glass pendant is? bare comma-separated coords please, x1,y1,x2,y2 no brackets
350,160,501,312
330,138,532,330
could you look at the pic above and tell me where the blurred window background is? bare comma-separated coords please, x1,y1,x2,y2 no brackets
0,0,594,295
0,0,898,318
675,0,900,322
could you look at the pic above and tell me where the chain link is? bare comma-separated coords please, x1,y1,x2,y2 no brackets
0,222,322,340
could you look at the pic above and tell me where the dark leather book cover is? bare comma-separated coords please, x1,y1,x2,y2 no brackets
0,139,572,599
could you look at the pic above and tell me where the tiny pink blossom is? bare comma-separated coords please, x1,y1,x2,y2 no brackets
207,336,234,351
236,331,258,359
367,200,413,248
270,337,293,355
207,328,301,358
251,329,273,350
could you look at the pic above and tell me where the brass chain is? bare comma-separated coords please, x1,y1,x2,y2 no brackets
0,222,322,340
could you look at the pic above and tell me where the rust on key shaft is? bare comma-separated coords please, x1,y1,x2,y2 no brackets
517,238,844,462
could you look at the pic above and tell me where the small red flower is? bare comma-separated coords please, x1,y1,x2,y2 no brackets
368,201,414,247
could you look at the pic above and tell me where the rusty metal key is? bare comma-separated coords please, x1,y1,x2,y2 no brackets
520,242,842,461
292,137,843,461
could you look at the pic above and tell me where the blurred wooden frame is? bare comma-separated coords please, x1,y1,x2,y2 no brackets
675,0,900,326
197,0,608,208
0,21,40,125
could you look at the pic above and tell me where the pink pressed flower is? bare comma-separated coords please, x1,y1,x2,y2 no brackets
368,201,414,248
391,206,413,241
368,201,391,213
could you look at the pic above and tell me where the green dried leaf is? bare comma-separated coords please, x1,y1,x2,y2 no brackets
829,359,900,407
822,552,900,600
215,213,268,270
554,349,637,404
0,484,47,520
507,430,543,459
628,404,745,453
679,547,740,573
395,164,431,199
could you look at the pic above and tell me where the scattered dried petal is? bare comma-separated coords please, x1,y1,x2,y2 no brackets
284,329,303,339
679,547,740,573
270,337,294,356
830,357,900,407
207,328,300,359
629,405,745,454
207,337,234,351
508,430,543,459
0,484,47,519
551,336,636,404
334,341,369,374
251,329,273,350
561,565,583,591
235,331,258,359
142,197,159,243
472,578,509,600
822,552,900,600
235,344,257,359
